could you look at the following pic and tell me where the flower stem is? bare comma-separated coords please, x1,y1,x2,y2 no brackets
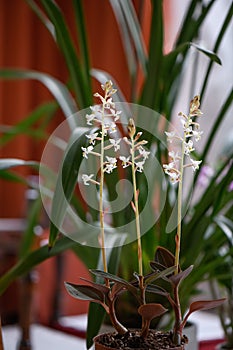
99,98,108,286
131,137,143,277
175,139,185,275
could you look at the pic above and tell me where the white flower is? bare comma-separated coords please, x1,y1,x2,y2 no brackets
105,156,117,173
179,116,191,130
192,130,203,142
190,158,202,171
184,140,195,154
109,138,121,152
109,121,117,134
82,174,94,185
184,126,193,136
103,122,117,135
111,109,122,121
86,113,95,125
139,146,150,160
165,131,176,143
119,156,130,168
105,98,115,109
163,162,175,174
86,105,102,125
81,145,93,159
168,151,180,163
135,161,145,173
169,172,180,184
86,132,99,145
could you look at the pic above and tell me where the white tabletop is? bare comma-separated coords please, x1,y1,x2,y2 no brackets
2,311,224,350
2,324,87,350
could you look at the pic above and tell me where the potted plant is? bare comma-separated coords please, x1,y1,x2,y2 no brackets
0,2,232,349
63,80,225,349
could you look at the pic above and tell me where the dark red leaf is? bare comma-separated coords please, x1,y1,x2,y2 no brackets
79,277,110,295
188,298,226,314
64,282,104,302
154,247,178,270
169,265,193,287
138,303,167,321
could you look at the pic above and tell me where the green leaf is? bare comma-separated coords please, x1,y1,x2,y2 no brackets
19,196,42,258
110,0,147,77
175,0,215,46
73,0,91,92
0,101,57,146
0,69,78,127
40,0,92,107
214,215,233,244
26,0,56,38
49,127,89,248
140,0,163,109
0,159,38,170
201,2,233,98
0,170,27,184
86,303,104,349
0,236,79,295
189,42,221,65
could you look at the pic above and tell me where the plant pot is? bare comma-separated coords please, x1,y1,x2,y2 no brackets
183,322,198,350
94,330,187,349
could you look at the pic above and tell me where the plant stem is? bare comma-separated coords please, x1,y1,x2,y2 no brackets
175,140,185,275
131,137,143,277
99,98,108,286
109,298,128,334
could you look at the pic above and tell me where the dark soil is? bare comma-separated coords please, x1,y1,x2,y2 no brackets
95,329,188,349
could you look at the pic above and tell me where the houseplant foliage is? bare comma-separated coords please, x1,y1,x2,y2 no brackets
0,0,232,348
64,81,225,349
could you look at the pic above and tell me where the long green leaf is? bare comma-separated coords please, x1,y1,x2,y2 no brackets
140,0,163,109
0,237,76,295
0,170,27,184
26,0,56,38
40,0,92,107
0,101,57,146
0,158,39,170
73,0,91,93
19,196,42,258
49,127,89,247
110,0,147,77
0,69,78,128
201,2,233,99
109,0,137,79
175,0,215,46
193,89,233,189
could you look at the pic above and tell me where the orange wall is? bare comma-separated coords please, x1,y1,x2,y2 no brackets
0,0,171,322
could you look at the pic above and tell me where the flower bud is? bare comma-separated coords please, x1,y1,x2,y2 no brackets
127,118,136,138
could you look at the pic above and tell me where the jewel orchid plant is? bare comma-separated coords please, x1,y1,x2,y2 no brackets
64,81,172,337
64,82,225,347
150,95,226,345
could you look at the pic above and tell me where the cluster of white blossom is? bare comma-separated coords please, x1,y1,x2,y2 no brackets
163,95,203,184
119,124,150,173
81,81,150,187
81,81,122,186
